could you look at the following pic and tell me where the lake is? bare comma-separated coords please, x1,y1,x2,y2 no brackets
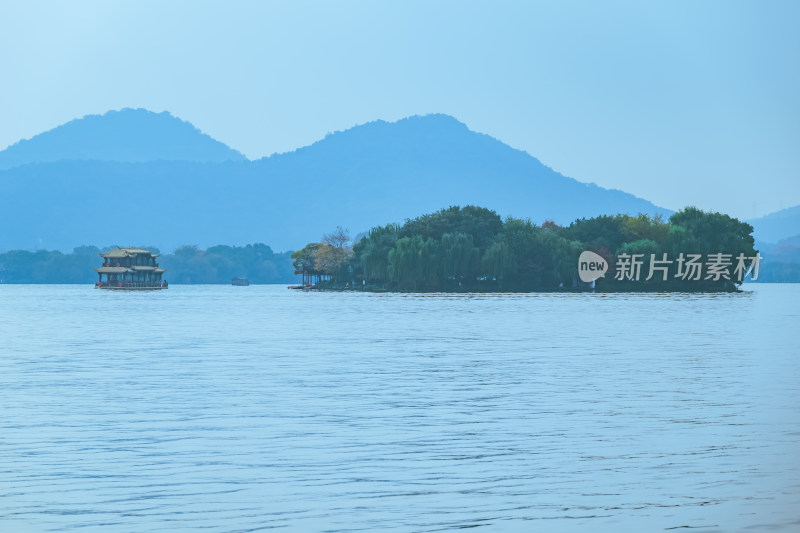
1,284,798,532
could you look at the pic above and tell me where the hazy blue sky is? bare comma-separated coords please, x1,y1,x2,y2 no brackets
1,1,797,218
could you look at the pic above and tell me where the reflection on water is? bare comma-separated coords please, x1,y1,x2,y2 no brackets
1,284,798,532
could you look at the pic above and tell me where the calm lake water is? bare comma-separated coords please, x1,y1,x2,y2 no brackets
1,284,798,532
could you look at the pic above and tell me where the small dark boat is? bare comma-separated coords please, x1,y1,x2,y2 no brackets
232,277,250,286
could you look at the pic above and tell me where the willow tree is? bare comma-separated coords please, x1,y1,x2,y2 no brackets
355,224,399,283
548,236,584,288
386,235,441,290
441,232,480,286
388,236,421,289
482,237,512,288
417,236,442,289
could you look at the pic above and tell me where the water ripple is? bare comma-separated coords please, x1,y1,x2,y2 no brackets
0,284,798,532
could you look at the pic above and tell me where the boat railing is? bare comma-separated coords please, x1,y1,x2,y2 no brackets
96,281,167,288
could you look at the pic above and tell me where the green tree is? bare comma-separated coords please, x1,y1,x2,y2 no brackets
482,236,512,287
441,232,480,286
354,224,399,283
387,235,441,290
668,206,755,257
400,205,503,250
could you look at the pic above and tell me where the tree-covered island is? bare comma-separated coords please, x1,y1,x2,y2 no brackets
292,205,759,292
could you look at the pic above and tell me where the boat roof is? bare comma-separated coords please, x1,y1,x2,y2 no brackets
95,266,131,273
100,248,159,258
95,266,166,273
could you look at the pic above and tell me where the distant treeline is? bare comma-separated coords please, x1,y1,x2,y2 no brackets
1,212,797,286
755,261,800,283
0,244,296,284
292,205,797,291
753,237,800,282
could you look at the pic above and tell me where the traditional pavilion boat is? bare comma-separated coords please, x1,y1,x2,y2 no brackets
94,247,167,290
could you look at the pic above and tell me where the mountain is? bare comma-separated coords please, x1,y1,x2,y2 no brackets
0,108,246,169
756,235,800,263
749,205,800,244
0,112,672,252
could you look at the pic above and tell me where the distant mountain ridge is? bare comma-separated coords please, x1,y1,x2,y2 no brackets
0,108,246,169
748,205,800,244
1,111,674,252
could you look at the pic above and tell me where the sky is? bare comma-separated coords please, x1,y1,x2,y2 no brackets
1,0,798,219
